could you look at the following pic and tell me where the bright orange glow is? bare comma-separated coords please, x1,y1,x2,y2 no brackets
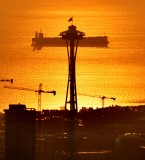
0,0,145,112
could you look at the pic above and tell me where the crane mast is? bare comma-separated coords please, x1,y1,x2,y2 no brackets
101,96,116,108
4,83,56,111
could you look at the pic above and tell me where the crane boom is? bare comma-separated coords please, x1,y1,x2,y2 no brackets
78,93,97,98
4,83,56,111
4,86,37,92
0,79,13,84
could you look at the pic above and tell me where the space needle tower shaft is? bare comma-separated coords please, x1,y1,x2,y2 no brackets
60,25,85,118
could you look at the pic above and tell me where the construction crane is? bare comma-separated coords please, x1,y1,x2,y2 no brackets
4,83,56,111
0,79,13,84
79,93,116,108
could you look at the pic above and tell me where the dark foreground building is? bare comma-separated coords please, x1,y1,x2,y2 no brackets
4,104,36,160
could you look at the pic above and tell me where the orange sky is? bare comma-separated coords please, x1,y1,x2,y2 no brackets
0,0,145,112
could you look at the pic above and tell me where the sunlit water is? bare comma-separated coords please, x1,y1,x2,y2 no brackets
0,0,145,112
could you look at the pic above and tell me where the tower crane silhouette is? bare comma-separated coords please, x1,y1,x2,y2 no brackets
4,83,56,111
79,93,116,108
0,79,13,84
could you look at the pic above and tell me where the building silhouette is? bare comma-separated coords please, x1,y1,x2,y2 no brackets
4,104,36,160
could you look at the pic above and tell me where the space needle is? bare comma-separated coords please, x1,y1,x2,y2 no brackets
60,19,85,119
